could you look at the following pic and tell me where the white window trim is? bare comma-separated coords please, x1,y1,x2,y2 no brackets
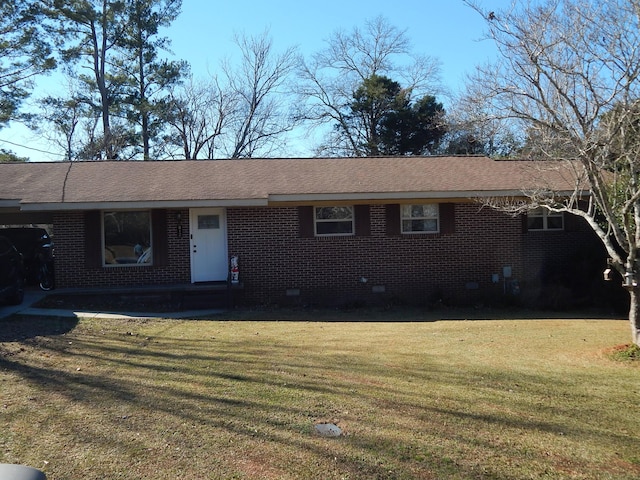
314,206,355,237
102,210,153,267
528,208,564,231
401,204,440,234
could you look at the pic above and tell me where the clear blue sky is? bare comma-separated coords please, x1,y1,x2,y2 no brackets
170,0,501,93
2,0,505,160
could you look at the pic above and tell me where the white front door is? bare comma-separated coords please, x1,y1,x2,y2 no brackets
190,208,228,282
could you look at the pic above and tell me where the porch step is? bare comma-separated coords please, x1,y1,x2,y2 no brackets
180,289,231,310
46,282,243,313
180,281,244,310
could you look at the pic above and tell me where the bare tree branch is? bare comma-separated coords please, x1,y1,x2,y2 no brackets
463,0,640,344
296,16,441,157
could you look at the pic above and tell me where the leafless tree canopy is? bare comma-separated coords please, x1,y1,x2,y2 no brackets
160,75,234,160
160,31,299,159
223,31,300,158
296,16,442,157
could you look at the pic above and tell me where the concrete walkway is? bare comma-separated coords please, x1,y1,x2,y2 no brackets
0,288,223,320
0,288,48,320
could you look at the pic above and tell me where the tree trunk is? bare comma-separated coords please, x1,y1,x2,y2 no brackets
629,288,640,346
137,22,150,160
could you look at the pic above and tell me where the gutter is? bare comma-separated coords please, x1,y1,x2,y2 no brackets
267,190,585,204
12,190,590,212
18,198,268,211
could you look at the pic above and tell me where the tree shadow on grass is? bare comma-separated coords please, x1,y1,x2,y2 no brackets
2,318,638,479
0,315,78,342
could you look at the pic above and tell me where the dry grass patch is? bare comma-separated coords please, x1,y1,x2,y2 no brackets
1,311,639,479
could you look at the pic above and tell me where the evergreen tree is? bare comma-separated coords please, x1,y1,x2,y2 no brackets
0,1,55,128
118,0,188,159
346,74,445,156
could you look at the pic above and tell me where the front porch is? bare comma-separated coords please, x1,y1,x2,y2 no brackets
26,282,243,315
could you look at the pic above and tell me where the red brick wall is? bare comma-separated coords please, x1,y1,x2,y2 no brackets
521,212,607,308
227,204,526,306
53,209,190,288
51,205,603,307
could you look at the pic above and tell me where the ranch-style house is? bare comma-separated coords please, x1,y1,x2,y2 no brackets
0,156,611,309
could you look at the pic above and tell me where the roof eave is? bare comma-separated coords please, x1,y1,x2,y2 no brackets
0,199,22,208
14,190,589,211
267,190,586,204
18,198,268,211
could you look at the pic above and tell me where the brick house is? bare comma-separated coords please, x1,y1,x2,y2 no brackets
0,156,607,308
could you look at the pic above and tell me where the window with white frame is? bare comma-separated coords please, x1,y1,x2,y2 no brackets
401,204,439,233
103,210,152,265
527,207,563,231
314,206,354,236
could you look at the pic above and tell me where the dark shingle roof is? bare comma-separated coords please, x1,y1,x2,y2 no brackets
0,156,585,211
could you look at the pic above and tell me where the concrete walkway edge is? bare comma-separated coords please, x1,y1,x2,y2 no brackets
15,307,224,320
1,288,223,320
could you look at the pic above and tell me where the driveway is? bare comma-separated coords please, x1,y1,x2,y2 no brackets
0,288,48,319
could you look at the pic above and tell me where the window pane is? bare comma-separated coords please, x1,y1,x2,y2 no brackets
527,217,544,230
424,204,439,217
314,206,354,236
415,219,438,232
315,206,353,220
104,211,151,265
408,204,437,218
547,215,563,229
527,208,563,231
402,204,438,218
402,219,438,232
401,204,439,233
198,215,220,229
316,220,353,235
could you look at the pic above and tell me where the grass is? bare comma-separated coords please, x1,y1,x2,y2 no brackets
606,343,640,362
1,308,639,479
